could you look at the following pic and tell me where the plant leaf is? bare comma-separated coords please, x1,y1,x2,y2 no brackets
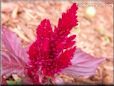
1,27,29,77
2,28,29,63
61,48,105,77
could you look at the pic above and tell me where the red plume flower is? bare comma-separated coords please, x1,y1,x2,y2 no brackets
27,3,78,83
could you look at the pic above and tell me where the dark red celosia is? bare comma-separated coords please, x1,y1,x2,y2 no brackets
27,3,78,83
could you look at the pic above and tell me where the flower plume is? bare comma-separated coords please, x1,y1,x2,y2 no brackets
27,3,78,83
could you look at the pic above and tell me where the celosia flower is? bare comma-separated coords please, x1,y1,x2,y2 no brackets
27,3,78,83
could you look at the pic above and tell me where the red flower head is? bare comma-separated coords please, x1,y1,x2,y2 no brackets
27,3,78,83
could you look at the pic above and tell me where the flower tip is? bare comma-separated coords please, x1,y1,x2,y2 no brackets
41,19,50,23
37,18,51,30
71,3,78,10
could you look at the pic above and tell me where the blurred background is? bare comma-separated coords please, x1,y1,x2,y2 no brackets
1,0,113,85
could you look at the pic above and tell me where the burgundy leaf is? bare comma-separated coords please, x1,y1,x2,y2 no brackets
2,51,25,77
2,28,29,63
1,27,29,77
61,48,105,77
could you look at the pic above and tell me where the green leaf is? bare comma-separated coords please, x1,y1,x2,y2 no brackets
7,80,16,85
